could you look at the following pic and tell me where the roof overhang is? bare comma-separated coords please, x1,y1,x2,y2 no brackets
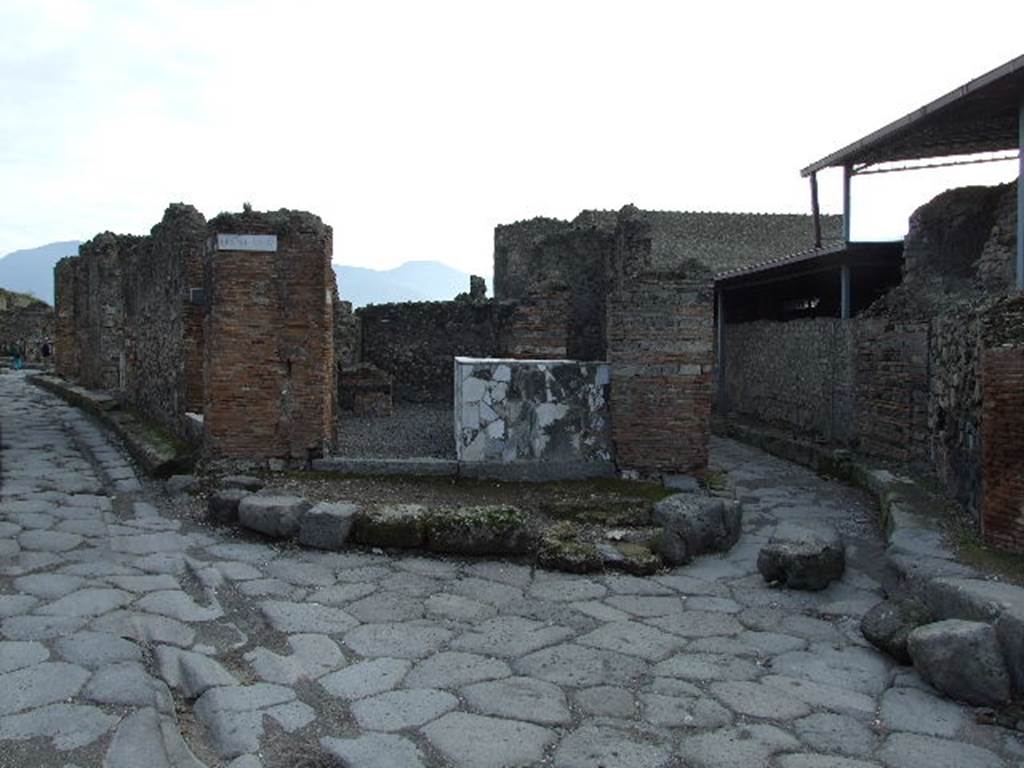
802,55,1024,176
715,241,903,288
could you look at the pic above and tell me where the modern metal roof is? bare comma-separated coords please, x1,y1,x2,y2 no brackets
801,54,1024,176
715,241,903,286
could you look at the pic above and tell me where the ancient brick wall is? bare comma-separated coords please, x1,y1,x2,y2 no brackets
723,318,856,444
334,299,360,369
357,299,502,403
497,288,571,360
54,257,79,378
0,289,54,363
122,204,207,433
606,208,715,474
979,295,1024,551
853,319,931,465
203,211,335,461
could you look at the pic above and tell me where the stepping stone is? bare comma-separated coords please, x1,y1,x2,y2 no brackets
757,522,845,591
861,598,933,663
207,490,248,525
650,494,742,566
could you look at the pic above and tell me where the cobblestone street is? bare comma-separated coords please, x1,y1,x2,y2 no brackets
2,370,1022,767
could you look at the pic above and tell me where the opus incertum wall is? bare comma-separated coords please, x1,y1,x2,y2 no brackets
453,357,612,477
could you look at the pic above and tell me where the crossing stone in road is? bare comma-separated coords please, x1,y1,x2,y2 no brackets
1,369,1022,767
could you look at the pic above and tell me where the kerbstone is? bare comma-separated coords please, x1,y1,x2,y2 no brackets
907,619,1011,706
238,495,309,539
298,501,359,550
208,489,248,525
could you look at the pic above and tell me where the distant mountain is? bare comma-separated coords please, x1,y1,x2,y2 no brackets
0,241,81,305
334,260,487,308
0,241,483,309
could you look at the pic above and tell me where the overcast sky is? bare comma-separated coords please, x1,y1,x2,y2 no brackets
1,1,1020,276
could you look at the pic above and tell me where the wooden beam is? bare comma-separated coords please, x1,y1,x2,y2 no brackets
810,172,822,248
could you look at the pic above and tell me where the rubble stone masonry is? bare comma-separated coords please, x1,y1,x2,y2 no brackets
203,210,334,461
0,288,53,362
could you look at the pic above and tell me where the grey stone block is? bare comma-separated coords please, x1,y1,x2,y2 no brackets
297,501,359,550
208,489,248,525
426,505,532,556
907,619,1011,706
924,576,1024,623
860,598,933,664
353,504,427,548
757,522,845,591
650,494,742,566
237,495,309,539
222,475,264,492
165,474,197,495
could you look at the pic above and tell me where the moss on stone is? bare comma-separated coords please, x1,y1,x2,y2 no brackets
353,504,427,548
541,499,652,527
537,523,603,574
611,542,663,575
425,505,531,556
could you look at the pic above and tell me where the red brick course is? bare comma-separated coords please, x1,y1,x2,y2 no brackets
203,213,334,461
980,346,1024,551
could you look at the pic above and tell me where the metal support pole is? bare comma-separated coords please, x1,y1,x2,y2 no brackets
842,164,852,245
840,264,851,320
716,288,726,410
1017,98,1023,291
810,172,822,249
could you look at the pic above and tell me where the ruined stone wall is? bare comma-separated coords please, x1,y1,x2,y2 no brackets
73,232,136,391
606,208,715,475
0,289,54,362
493,217,570,299
203,211,334,461
853,319,931,465
357,299,503,403
497,289,570,360
122,204,207,434
723,319,856,444
454,357,612,465
979,295,1024,551
54,257,79,378
334,299,360,369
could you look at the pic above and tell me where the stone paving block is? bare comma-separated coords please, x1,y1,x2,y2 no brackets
2,614,87,640
135,590,223,622
879,687,966,738
237,495,310,539
553,724,671,768
350,688,457,731
345,591,425,623
156,646,239,698
574,685,636,718
640,691,732,728
761,675,878,719
793,712,877,757
91,609,196,647
319,657,411,700
678,723,801,768
771,646,892,696
576,620,682,661
344,622,453,659
0,702,119,751
36,587,134,617
298,501,359,550
0,595,39,617
18,529,83,552
776,756,883,768
244,634,346,685
710,680,812,720
0,660,90,715
321,733,425,768
193,684,296,759
514,643,646,687
261,601,359,635
422,712,556,768
403,651,511,689
461,676,570,725
0,640,49,673
878,732,1005,768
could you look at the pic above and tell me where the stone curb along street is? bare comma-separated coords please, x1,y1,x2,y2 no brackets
2,369,1023,767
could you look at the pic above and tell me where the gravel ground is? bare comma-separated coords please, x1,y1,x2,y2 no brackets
335,403,454,459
